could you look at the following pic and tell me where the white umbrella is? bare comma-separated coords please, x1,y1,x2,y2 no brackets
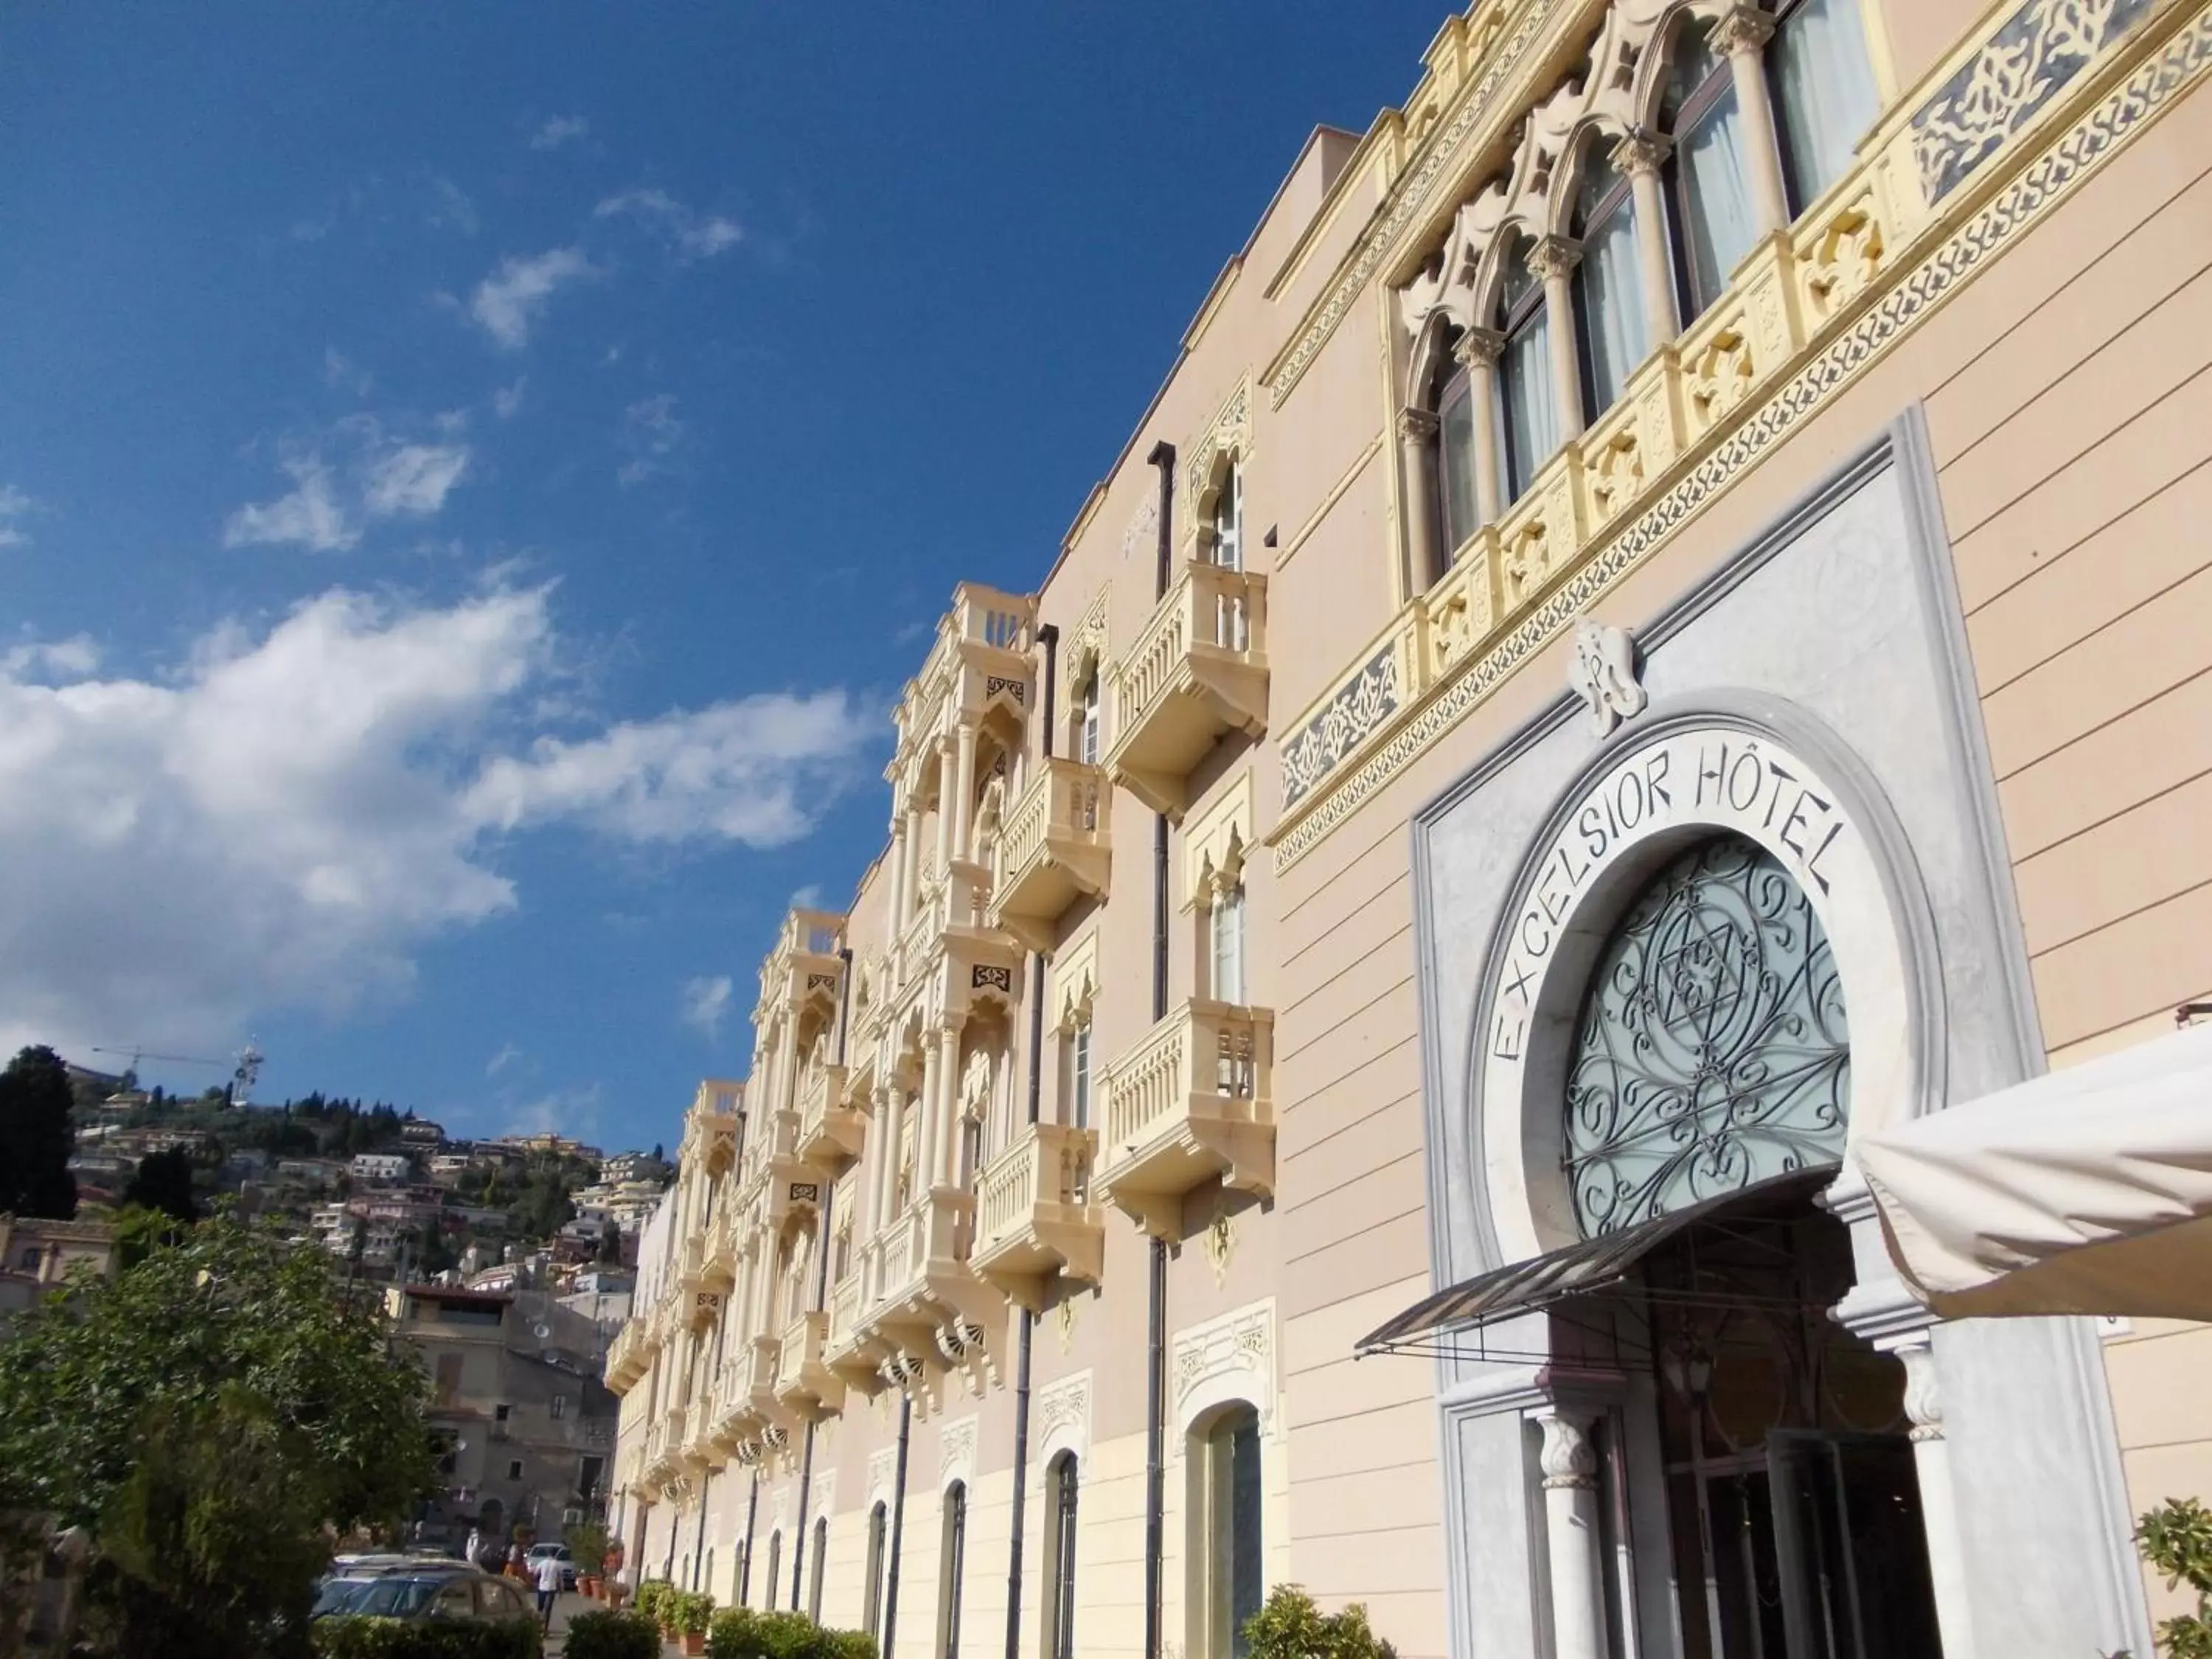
1858,1020,2212,1320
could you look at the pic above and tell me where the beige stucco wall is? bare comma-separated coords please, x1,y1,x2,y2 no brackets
607,1,2212,1652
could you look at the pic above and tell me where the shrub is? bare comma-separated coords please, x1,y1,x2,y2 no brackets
2140,1497,2212,1659
633,1579,671,1624
670,1587,717,1633
567,1523,610,1577
1243,1585,1398,1659
707,1606,877,1659
560,1609,663,1659
310,1615,543,1659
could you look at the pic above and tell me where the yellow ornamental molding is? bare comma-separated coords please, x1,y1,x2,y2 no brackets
1270,0,2212,873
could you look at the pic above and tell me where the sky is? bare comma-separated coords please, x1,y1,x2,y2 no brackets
0,2,1456,1157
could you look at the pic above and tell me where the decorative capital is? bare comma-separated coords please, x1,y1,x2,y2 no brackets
1610,129,1671,177
1708,4,1775,58
1567,616,1647,736
1453,326,1506,369
1526,234,1582,282
1397,406,1440,445
1537,1408,1597,1490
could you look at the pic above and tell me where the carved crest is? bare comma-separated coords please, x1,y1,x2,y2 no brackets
1568,617,1646,737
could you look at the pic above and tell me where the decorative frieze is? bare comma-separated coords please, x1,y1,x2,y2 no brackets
1170,1298,1276,1437
1034,1370,1092,1467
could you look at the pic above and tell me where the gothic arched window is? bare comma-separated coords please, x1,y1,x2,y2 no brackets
1571,142,1649,418
1768,0,1880,214
1563,834,1849,1237
1660,21,1757,322
1492,232,1558,504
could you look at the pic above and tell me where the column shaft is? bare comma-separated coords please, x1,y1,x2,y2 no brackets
1717,9,1790,236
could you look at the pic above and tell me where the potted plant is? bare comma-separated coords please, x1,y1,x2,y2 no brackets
570,1523,608,1599
673,1587,715,1655
1242,1585,1398,1659
560,1607,664,1659
633,1578,669,1632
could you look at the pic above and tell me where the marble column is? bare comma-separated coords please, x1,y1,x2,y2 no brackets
1536,1405,1607,1659
1529,235,1587,439
1896,1337,1978,1659
951,724,978,865
1398,406,1441,589
1613,131,1680,343
1457,327,1506,523
888,814,910,930
1713,6,1790,236
931,1020,963,1188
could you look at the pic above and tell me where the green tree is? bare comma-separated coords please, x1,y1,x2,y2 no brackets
0,1215,437,1536
0,1045,78,1218
599,1220,623,1265
122,1146,201,1223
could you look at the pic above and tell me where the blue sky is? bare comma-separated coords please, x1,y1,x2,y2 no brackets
0,3,1451,1155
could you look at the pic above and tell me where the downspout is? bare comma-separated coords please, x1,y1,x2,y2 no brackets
1006,622,1060,1658
790,945,853,1610
739,1470,759,1604
790,1175,836,1610
884,1390,914,1657
694,1472,711,1590
1142,439,1176,1659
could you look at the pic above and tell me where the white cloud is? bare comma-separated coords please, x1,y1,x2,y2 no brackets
485,1041,521,1077
322,347,374,397
616,394,685,487
679,975,734,1040
0,582,879,1062
0,485,41,549
493,378,527,420
1,636,100,681
530,115,590,151
789,883,824,911
468,247,594,350
225,425,472,552
223,456,356,552
594,189,741,261
427,175,479,236
465,688,877,846
505,1084,602,1141
364,444,470,518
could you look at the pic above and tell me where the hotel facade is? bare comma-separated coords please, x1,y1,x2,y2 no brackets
605,1,2212,1655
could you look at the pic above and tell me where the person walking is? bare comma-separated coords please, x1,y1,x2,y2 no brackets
532,1549,564,1630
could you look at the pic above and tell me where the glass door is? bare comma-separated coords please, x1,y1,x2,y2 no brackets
1765,1431,1939,1659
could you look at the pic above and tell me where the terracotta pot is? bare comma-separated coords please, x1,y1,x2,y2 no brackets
682,1635,706,1656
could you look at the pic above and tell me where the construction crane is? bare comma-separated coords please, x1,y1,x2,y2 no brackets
91,1040,266,1107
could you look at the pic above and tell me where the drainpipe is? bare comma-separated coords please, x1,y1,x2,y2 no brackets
884,1390,914,1657
693,1471,711,1590
835,945,855,1067
1147,442,1177,602
1038,623,1060,759
1144,1234,1167,1659
739,1470,759,1604
1006,800,1051,1655
790,1178,836,1609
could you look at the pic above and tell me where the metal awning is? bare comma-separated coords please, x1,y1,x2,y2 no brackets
1355,1166,1841,1358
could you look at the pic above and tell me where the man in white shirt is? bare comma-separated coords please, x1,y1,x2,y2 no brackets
531,1551,565,1629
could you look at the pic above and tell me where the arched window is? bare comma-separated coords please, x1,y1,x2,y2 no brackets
938,1481,968,1659
1768,0,1879,214
1208,461,1243,572
1563,834,1849,1237
1571,142,1650,418
1492,233,1558,504
1066,1015,1093,1130
808,1514,827,1621
1210,882,1247,1008
1661,21,1758,321
1427,323,1484,572
1190,1405,1264,1659
863,1501,888,1639
766,1529,783,1610
1045,1453,1080,1659
1075,669,1102,767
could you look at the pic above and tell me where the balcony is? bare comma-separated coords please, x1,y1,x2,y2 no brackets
855,1189,1003,1375
823,1272,883,1395
989,759,1112,952
605,1321,652,1393
737,1107,830,1236
1095,998,1276,1239
1107,560,1268,817
797,1062,866,1166
971,1122,1105,1311
775,1310,845,1417
894,860,1024,1019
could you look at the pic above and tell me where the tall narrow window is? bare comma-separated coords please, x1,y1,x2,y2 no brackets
1208,462,1243,571
1076,672,1101,766
938,1482,968,1659
808,1515,827,1621
1194,1405,1265,1659
1068,1019,1093,1130
1572,145,1650,417
766,1530,783,1611
959,1115,984,1188
1492,234,1558,503
1432,327,1482,566
1663,22,1757,321
1769,0,1879,213
1046,1453,1080,1659
1210,883,1247,1008
864,1503,888,1640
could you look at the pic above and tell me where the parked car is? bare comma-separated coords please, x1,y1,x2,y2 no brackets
524,1540,576,1591
316,1567,538,1627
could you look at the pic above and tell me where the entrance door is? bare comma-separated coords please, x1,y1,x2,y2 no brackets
1767,1431,1940,1659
